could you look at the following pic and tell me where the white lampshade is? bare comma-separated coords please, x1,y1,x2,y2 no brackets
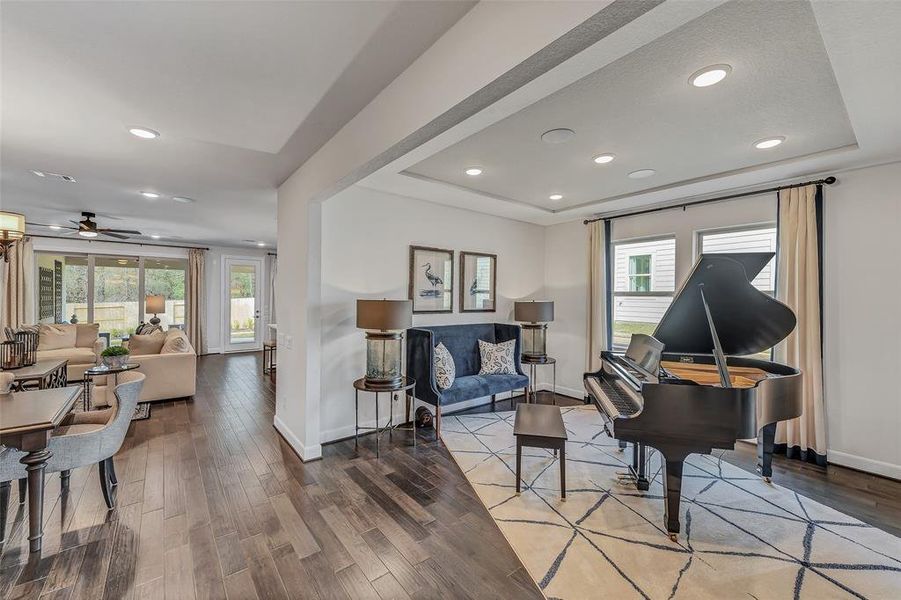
0,212,25,241
146,295,166,314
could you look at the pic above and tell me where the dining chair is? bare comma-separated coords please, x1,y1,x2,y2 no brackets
1,372,145,542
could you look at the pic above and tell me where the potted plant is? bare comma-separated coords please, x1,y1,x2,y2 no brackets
101,345,130,369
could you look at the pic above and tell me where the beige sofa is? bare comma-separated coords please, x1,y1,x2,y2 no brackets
35,323,102,381
121,328,197,402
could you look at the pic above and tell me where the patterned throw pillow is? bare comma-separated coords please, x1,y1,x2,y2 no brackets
434,342,456,390
478,339,517,375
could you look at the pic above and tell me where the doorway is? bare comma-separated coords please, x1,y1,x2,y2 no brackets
223,256,264,352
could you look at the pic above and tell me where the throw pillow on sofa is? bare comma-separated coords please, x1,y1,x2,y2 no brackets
37,323,77,351
128,331,166,355
75,323,100,347
478,339,517,375
434,342,456,390
161,329,191,354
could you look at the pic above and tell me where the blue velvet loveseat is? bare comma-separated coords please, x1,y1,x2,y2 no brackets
406,323,530,433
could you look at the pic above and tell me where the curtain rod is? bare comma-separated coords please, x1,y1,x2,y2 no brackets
583,176,836,224
28,233,210,251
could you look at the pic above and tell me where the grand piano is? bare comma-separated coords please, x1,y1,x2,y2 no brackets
583,252,802,540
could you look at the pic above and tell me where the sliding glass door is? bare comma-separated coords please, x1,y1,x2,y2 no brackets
35,252,190,343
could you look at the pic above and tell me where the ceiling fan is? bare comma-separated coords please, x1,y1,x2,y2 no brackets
28,212,142,240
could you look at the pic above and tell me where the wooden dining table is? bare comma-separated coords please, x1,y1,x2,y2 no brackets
0,385,82,553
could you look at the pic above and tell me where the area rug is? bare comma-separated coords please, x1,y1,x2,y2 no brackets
441,406,901,599
70,399,151,421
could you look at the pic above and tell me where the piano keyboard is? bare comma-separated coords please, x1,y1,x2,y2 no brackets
585,376,641,418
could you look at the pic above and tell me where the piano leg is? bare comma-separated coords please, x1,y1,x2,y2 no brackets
660,448,692,541
618,439,627,452
630,443,650,491
757,422,777,482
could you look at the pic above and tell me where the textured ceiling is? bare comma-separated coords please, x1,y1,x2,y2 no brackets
1,0,474,246
405,0,856,212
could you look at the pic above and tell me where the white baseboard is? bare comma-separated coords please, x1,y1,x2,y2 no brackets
828,449,900,480
205,347,222,355
534,382,585,400
273,414,322,462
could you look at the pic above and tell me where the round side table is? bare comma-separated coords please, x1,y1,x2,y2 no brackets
353,376,416,457
521,356,556,405
83,363,141,410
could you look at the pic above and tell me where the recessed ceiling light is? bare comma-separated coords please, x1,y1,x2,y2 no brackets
129,127,159,139
689,64,732,88
593,154,615,165
150,234,161,239
31,170,46,177
628,169,656,179
256,242,266,247
465,167,483,176
548,194,563,201
541,128,576,144
754,136,785,149
78,230,98,238
172,196,195,204
140,191,160,199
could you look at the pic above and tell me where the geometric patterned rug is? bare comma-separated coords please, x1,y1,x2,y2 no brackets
442,406,901,599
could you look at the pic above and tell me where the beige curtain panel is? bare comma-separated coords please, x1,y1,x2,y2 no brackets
775,184,827,462
585,220,608,371
187,248,206,354
1,238,33,330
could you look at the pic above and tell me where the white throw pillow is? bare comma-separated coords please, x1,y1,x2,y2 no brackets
478,339,517,375
434,343,456,390
161,329,192,354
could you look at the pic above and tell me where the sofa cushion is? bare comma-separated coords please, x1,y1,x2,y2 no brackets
161,329,191,354
433,343,455,390
128,332,166,355
439,373,529,405
427,323,498,377
37,346,97,365
38,323,77,351
75,323,100,348
478,339,517,375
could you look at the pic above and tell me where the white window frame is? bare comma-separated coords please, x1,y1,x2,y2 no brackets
695,222,777,295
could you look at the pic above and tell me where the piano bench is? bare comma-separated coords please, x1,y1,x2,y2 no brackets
513,403,568,500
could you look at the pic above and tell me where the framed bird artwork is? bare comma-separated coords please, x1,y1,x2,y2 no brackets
460,251,497,312
409,245,454,313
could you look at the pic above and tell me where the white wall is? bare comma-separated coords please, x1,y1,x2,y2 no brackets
319,186,545,442
30,237,271,355
823,162,901,479
543,219,588,398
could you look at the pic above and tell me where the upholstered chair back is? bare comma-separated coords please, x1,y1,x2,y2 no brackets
98,372,145,458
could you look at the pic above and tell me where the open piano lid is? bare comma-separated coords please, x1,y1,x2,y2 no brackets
652,253,797,356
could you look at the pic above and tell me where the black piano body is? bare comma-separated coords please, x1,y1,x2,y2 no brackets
584,253,802,540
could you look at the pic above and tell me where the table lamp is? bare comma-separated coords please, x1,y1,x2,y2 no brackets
356,299,413,386
146,295,166,325
515,300,554,359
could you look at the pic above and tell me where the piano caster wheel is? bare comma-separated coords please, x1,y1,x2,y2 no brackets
668,533,678,542
763,476,772,484
515,492,521,496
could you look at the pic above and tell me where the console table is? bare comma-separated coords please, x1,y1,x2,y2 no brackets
353,377,416,457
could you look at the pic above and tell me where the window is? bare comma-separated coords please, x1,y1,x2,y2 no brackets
628,255,651,292
698,225,777,294
612,237,676,350
698,224,778,359
144,258,188,328
35,252,190,344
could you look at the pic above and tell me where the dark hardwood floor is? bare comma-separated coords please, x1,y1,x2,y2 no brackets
0,354,541,600
2,354,898,600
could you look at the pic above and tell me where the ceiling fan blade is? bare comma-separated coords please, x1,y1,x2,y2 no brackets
27,222,79,230
99,228,142,235
100,231,129,240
